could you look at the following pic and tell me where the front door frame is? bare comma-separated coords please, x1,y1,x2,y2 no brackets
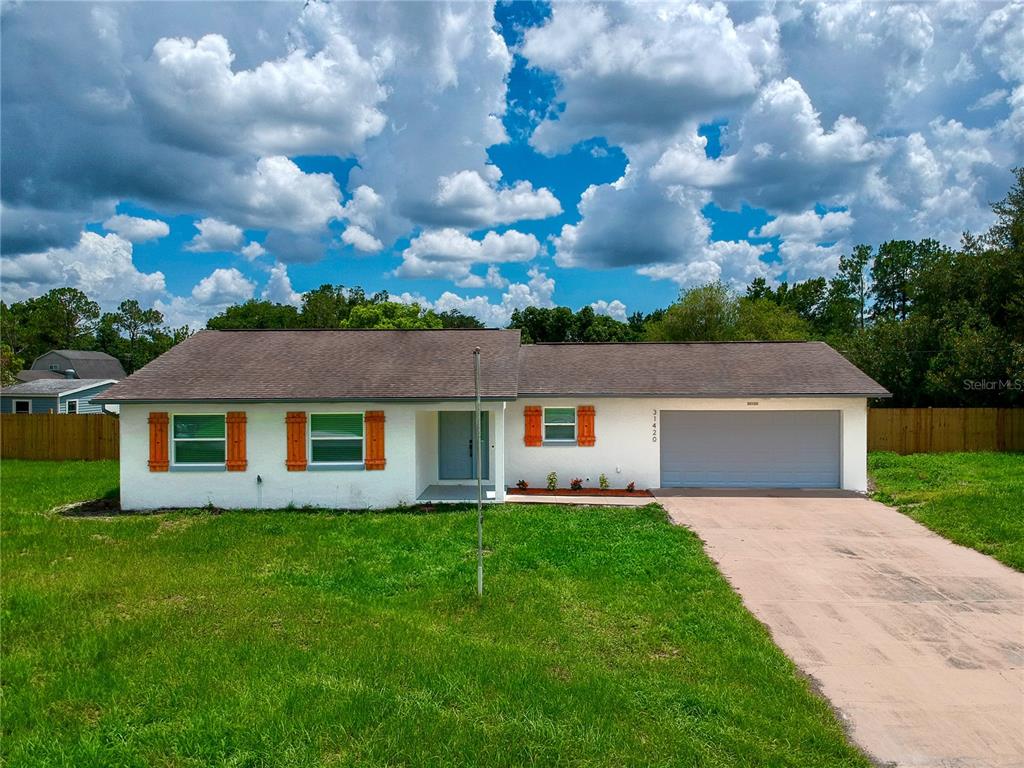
438,410,489,480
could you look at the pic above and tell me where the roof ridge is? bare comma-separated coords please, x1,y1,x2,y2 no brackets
529,340,822,346
200,328,514,332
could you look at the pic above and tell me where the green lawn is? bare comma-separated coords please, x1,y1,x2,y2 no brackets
1,459,868,768
870,452,1024,571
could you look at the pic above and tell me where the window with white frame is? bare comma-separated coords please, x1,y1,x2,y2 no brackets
66,400,78,414
172,414,226,466
13,400,31,414
543,407,576,442
309,413,364,465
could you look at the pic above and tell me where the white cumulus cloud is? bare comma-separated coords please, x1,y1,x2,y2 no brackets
262,262,302,306
191,267,255,305
395,228,541,284
185,217,244,253
135,32,387,157
398,267,556,327
0,231,165,305
102,214,170,243
591,299,628,322
523,2,778,153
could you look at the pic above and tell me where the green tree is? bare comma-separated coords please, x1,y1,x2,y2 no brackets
987,166,1024,253
646,282,738,341
342,302,443,329
207,300,301,330
438,309,486,329
508,306,575,343
735,298,811,341
112,300,164,373
1,341,24,386
300,285,356,328
33,287,101,350
871,239,947,321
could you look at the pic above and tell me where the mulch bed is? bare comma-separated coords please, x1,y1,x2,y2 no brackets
508,487,652,498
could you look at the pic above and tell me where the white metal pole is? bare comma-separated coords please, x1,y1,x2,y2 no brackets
474,346,483,598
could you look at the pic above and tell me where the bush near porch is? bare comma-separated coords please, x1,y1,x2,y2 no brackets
2,459,868,767
870,451,1024,571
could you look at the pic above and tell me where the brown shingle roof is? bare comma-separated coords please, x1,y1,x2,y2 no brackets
96,332,889,402
517,341,890,398
95,330,523,402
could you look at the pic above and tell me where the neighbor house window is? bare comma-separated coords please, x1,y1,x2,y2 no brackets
543,407,576,442
13,400,30,414
172,414,226,466
66,400,78,414
310,413,364,465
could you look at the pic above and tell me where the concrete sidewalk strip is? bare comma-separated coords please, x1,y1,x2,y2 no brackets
657,491,1024,768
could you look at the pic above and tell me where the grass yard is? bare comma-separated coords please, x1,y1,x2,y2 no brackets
1,459,868,768
870,451,1024,572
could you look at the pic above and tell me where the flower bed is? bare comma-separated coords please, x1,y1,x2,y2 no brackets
508,487,652,498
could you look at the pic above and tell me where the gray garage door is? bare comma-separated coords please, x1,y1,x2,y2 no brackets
659,410,841,488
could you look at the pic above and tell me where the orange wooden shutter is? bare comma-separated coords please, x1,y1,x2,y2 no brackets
148,412,169,471
364,411,386,470
226,412,247,471
285,412,307,471
524,405,542,446
577,405,596,446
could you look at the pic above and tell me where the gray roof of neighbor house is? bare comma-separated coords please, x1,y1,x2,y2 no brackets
95,330,890,402
15,370,64,383
96,330,524,402
31,350,126,380
1,378,118,397
518,341,890,398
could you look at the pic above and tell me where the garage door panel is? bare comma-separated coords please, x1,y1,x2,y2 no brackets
660,410,840,488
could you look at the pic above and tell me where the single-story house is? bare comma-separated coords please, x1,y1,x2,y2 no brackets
94,329,889,510
15,349,126,383
1,378,120,414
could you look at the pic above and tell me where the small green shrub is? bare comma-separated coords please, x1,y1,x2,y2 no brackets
598,473,610,490
546,472,558,491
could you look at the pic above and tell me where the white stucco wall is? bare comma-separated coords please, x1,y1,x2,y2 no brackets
119,401,506,510
120,396,868,509
504,397,870,492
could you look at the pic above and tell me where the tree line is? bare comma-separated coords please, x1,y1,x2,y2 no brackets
3,169,1021,406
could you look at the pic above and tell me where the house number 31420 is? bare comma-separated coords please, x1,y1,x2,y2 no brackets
651,409,658,443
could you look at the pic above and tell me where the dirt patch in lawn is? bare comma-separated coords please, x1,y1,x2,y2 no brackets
54,497,123,517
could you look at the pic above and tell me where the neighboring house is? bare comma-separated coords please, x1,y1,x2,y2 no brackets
1,379,119,415
95,330,889,511
15,350,126,383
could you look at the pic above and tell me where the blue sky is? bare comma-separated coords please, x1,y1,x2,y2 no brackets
2,1,1022,328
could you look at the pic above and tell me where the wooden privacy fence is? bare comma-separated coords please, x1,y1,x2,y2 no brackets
1,409,1021,461
1,413,119,460
868,408,1024,454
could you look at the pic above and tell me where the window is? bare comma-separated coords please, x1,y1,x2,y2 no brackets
172,414,226,466
543,407,576,442
66,400,78,414
13,400,31,414
310,413,364,465
48,364,60,371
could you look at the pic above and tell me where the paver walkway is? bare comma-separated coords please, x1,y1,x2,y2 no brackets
656,489,1024,768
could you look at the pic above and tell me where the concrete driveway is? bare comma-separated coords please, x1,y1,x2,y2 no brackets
656,489,1024,768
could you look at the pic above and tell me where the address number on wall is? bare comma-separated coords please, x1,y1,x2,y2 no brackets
651,409,658,443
